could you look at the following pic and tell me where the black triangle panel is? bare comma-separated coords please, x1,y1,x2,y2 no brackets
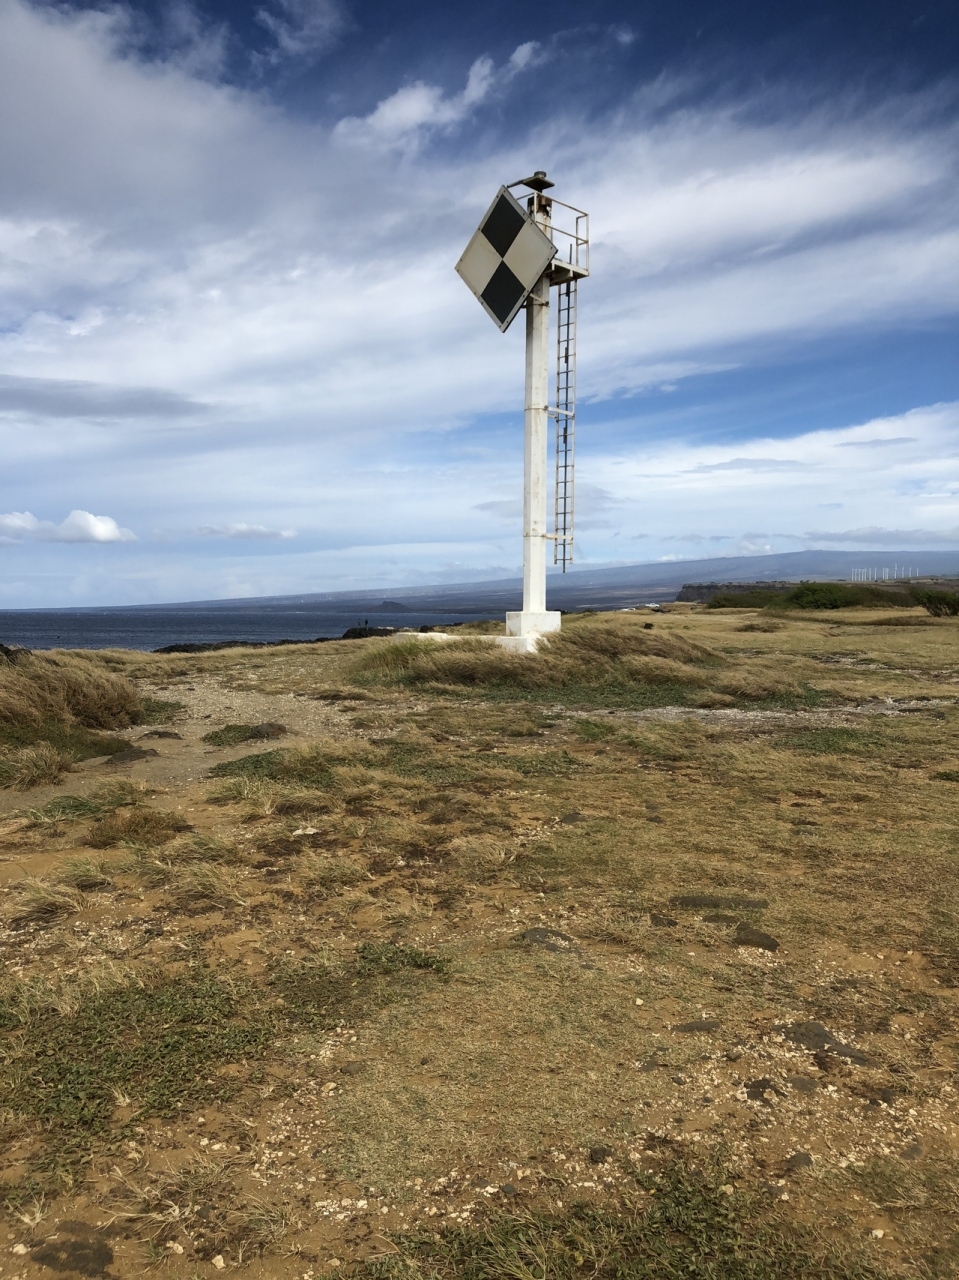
481,262,526,326
481,196,526,258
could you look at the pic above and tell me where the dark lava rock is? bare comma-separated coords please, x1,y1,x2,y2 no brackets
777,1020,872,1065
644,622,655,630
106,746,159,765
900,1141,923,1160
650,913,678,927
785,1074,819,1094
342,626,397,639
518,927,578,953
500,1183,519,1196
672,1018,720,1033
559,812,587,824
670,893,769,910
784,1151,814,1173
139,729,182,739
704,912,740,924
745,1077,783,1104
589,1145,614,1164
340,1061,367,1076
733,922,780,951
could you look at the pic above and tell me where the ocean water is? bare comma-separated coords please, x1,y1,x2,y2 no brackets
0,606,482,652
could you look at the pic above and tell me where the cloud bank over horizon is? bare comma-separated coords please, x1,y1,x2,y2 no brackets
0,0,957,607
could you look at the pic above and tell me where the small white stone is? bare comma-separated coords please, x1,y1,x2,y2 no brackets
212,1255,226,1269
12,1243,28,1255
166,1241,184,1254
871,1229,885,1239
634,998,643,1006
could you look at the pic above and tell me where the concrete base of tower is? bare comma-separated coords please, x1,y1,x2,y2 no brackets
504,611,562,637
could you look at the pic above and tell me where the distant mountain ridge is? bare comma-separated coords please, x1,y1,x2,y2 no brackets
103,549,959,615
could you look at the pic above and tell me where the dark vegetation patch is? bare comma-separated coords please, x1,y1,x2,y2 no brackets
784,582,913,611
269,943,448,1027
359,1160,888,1280
202,721,287,747
912,588,959,617
709,582,915,610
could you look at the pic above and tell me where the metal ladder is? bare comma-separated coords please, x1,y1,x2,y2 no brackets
552,278,577,569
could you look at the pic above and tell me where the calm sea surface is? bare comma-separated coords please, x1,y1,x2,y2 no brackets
0,607,480,651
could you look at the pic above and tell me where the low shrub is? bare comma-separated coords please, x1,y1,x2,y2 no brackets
911,588,959,617
708,582,915,610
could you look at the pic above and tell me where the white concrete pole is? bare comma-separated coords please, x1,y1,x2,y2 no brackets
523,265,549,614
506,194,561,643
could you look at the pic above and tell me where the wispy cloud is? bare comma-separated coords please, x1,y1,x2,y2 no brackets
837,436,918,449
334,43,542,147
256,0,345,62
196,523,296,539
804,525,959,546
0,510,136,544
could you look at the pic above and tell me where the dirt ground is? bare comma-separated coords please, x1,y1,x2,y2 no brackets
1,606,958,1279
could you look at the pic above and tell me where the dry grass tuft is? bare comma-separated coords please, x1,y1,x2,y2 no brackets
56,855,114,890
165,861,247,909
88,806,191,848
8,876,85,924
0,650,142,732
0,742,72,789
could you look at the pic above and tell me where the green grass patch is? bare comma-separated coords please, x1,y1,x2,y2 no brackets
140,697,186,724
776,727,882,755
0,969,274,1167
573,717,617,742
359,1158,887,1280
355,941,450,977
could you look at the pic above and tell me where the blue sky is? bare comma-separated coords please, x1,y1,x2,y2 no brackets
1,0,958,607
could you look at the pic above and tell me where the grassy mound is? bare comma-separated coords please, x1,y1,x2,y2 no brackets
0,649,143,787
350,618,722,706
346,616,814,707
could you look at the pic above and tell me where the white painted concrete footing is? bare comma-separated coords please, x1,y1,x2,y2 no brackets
495,632,548,654
505,610,561,637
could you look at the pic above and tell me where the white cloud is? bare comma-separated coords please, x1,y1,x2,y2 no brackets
197,523,296,539
0,509,136,543
334,43,541,146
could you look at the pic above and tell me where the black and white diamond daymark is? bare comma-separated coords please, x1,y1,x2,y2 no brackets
455,186,557,332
